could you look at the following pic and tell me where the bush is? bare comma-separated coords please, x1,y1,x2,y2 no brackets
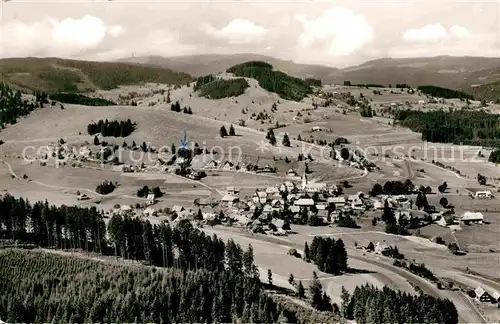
96,180,116,195
287,248,301,258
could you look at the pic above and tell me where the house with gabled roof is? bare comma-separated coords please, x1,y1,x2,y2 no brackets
253,191,267,204
222,160,235,171
204,160,219,169
475,286,494,303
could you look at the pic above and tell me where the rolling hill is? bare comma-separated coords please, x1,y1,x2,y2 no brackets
0,57,193,93
117,53,341,81
118,54,500,97
2,55,499,101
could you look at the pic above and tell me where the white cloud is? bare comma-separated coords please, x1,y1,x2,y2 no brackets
52,15,108,48
0,15,125,58
402,24,471,43
108,25,125,38
295,8,374,57
202,18,266,44
449,25,470,39
391,30,498,58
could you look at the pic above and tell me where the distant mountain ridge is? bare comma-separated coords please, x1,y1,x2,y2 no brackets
0,57,192,93
118,54,500,93
117,53,341,82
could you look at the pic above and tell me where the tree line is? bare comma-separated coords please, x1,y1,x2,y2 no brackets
170,101,193,114
343,284,458,324
417,85,474,100
87,119,135,137
395,109,500,146
369,179,415,196
137,185,163,198
50,92,116,106
304,236,348,274
227,61,315,101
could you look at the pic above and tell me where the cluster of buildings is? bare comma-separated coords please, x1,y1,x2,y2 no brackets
436,211,485,227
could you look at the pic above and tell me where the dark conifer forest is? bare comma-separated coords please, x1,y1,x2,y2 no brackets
87,118,135,137
417,85,474,100
50,92,116,106
395,110,500,146
226,61,319,101
0,82,48,128
344,284,458,324
0,193,459,324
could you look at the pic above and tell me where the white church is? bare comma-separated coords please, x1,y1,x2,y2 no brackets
301,171,327,193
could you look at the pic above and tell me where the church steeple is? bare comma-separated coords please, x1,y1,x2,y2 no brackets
301,170,307,190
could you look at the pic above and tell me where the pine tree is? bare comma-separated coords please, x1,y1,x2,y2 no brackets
340,286,350,318
229,124,236,136
267,269,273,286
288,273,295,286
282,133,290,147
266,129,276,145
304,242,310,261
166,90,171,103
297,281,305,298
309,272,324,310
94,136,100,146
220,126,228,138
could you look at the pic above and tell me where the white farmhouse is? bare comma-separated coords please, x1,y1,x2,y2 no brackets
461,211,484,224
474,191,492,199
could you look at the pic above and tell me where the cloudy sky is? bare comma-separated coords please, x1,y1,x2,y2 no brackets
1,0,499,67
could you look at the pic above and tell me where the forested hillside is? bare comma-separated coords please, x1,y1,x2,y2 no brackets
0,193,458,324
0,82,48,128
344,284,458,324
194,76,249,99
417,85,474,100
395,110,500,146
50,93,116,106
227,61,320,101
0,58,193,92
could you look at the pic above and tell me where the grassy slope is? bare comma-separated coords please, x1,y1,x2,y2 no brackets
467,81,500,103
0,57,193,93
